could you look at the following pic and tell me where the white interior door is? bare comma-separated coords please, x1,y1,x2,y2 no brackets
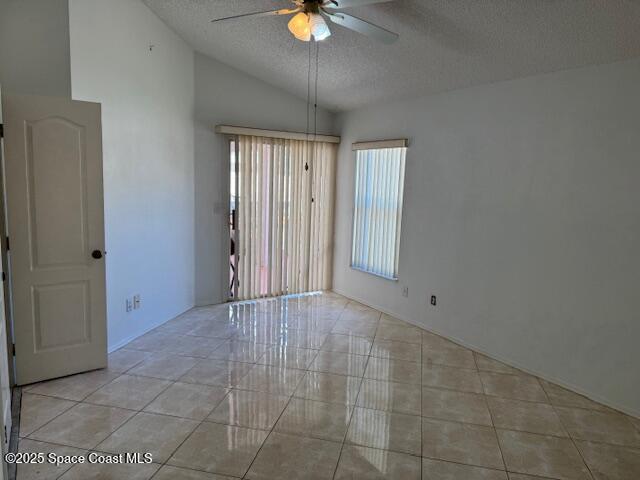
2,93,107,386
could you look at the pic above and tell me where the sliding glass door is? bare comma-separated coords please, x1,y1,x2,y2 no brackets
230,134,336,300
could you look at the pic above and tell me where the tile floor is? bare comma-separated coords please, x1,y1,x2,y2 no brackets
15,292,640,479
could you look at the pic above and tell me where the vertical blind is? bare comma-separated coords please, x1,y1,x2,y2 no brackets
351,146,407,279
236,135,336,300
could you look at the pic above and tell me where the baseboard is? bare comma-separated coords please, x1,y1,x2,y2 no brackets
195,297,225,307
332,287,640,419
107,305,194,353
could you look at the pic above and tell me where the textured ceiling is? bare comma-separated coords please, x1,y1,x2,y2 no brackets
143,0,640,111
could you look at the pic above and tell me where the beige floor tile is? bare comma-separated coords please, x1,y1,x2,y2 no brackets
555,406,640,447
357,379,421,415
108,349,151,373
497,429,591,479
85,374,171,410
153,465,238,480
375,324,422,344
310,351,368,377
365,356,422,385
16,439,86,480
169,422,268,477
576,440,640,480
321,333,373,355
287,318,337,333
236,364,305,395
19,394,76,436
97,411,198,463
128,353,200,380
422,364,484,393
422,387,492,425
422,418,504,470
539,379,611,412
422,458,507,480
281,330,328,349
480,372,547,402
474,353,523,375
508,475,556,480
340,308,381,325
26,369,120,401
233,327,283,345
275,398,352,442
246,432,342,480
144,382,228,420
370,339,421,362
29,403,135,448
422,331,461,350
209,340,269,362
331,319,378,338
179,359,254,387
379,314,411,328
294,371,362,405
125,331,174,352
162,335,225,357
335,444,421,480
59,460,160,479
27,291,631,480
157,317,207,335
292,304,342,318
423,344,477,369
188,323,240,339
207,389,289,429
257,345,318,369
347,407,422,455
487,397,567,436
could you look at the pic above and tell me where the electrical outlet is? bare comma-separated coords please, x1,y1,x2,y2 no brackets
401,286,409,298
430,295,437,306
125,298,133,312
133,294,141,310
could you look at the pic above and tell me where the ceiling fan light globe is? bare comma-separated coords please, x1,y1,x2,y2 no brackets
288,12,311,41
314,27,331,41
309,12,330,41
313,24,331,40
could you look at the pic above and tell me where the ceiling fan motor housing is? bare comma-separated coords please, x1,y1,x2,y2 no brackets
301,1,322,14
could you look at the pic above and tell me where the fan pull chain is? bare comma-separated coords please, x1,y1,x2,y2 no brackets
314,41,319,140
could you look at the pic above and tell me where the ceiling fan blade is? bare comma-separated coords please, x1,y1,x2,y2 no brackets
323,0,393,8
324,12,398,44
211,7,300,23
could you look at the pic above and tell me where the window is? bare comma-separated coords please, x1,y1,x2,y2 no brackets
351,140,407,280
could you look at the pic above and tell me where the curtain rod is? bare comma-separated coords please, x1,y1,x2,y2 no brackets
352,139,408,151
215,125,341,144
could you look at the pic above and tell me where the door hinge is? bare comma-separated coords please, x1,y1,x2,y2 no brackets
5,236,8,251
11,343,15,356
0,124,3,138
1,272,5,282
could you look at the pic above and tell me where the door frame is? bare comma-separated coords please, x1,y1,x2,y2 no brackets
228,136,239,301
0,124,15,388
0,96,13,480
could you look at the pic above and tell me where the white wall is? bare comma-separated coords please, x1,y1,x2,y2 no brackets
194,53,335,305
0,0,71,97
333,58,640,416
69,0,195,351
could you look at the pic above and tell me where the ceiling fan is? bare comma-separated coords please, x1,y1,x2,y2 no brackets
211,0,399,44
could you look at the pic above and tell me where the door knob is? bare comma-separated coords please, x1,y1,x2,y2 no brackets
91,250,103,259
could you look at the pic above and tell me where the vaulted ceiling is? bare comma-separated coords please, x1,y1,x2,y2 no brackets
144,0,640,111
